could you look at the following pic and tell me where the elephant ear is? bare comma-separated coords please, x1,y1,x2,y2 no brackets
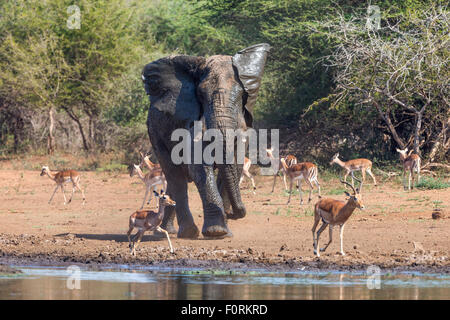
144,55,205,125
232,43,271,127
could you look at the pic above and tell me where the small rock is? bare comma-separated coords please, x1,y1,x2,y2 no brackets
247,248,253,255
279,244,287,252
432,209,443,220
353,245,358,249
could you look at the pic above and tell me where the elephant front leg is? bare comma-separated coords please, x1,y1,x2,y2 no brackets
191,164,231,238
153,144,199,239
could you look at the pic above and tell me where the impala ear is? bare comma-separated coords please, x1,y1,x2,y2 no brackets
153,191,159,197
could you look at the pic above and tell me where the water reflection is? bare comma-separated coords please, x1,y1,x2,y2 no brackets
0,268,448,300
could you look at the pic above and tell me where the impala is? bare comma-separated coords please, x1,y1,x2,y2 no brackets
283,159,321,205
312,178,364,257
40,166,86,205
139,152,161,171
239,157,256,194
396,148,421,190
127,190,175,255
330,153,377,187
130,164,167,209
266,148,298,192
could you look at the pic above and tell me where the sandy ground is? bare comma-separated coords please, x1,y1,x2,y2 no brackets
0,165,448,272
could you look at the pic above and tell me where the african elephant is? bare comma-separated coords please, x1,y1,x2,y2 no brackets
142,43,270,239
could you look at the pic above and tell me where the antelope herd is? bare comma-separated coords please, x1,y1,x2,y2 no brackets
38,145,424,258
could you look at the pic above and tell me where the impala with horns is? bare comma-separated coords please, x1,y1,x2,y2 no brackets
139,151,161,171
396,148,421,191
312,177,364,257
130,164,167,209
330,153,377,187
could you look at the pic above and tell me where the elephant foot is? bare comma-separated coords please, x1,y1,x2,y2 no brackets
177,223,200,239
225,207,246,220
202,216,231,238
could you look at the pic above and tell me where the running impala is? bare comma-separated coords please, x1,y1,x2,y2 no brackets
330,153,377,187
127,190,175,255
40,166,86,205
239,157,256,194
312,178,364,257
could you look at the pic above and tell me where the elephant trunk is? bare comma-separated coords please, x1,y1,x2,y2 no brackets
209,108,246,219
217,162,246,219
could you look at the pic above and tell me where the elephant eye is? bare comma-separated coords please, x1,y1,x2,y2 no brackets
145,75,162,95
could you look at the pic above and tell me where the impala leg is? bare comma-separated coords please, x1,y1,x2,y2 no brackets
246,171,257,194
271,172,277,193
410,169,415,190
402,169,407,190
314,178,321,198
417,164,421,184
408,171,412,191
68,183,75,204
147,185,156,205
320,225,333,252
127,226,134,249
367,168,377,186
339,224,346,256
312,213,321,255
306,179,314,203
283,171,288,191
48,185,59,204
61,185,67,205
361,169,366,183
343,172,349,187
75,182,86,205
287,178,293,204
239,174,244,187
157,226,174,253
350,172,355,188
141,186,150,209
132,230,145,256
315,222,328,257
298,180,304,205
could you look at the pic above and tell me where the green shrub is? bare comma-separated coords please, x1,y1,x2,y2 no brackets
416,177,450,190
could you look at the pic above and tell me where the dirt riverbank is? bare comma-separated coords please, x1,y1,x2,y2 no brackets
0,167,448,273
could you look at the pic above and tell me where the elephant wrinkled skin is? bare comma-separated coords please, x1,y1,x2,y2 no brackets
142,43,270,239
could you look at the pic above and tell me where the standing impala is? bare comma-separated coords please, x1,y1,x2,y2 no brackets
40,166,86,205
127,190,175,255
312,178,364,257
283,159,321,205
239,157,256,194
330,153,377,187
396,148,421,191
266,148,298,192
130,164,167,209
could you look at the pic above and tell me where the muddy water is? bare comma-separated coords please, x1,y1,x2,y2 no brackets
0,266,449,299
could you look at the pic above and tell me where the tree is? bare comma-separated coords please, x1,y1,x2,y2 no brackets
318,5,449,160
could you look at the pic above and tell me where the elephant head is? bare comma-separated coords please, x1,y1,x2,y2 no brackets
142,44,270,238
